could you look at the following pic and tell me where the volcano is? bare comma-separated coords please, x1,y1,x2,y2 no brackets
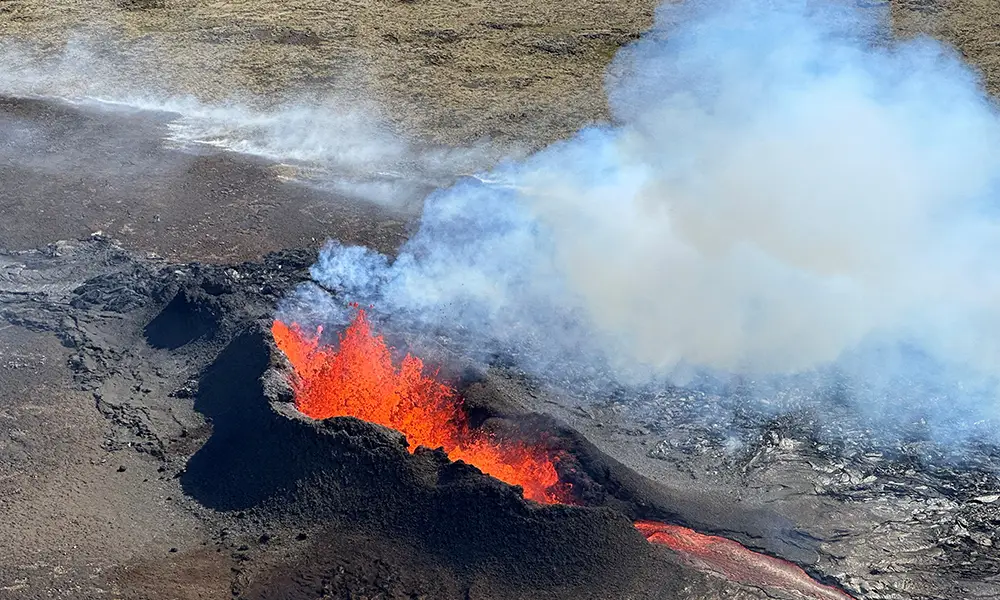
0,233,996,599
271,307,856,600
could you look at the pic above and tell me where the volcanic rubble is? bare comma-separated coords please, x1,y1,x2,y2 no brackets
1,236,998,599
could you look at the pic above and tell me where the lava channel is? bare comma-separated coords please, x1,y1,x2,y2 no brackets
635,521,854,600
272,309,855,600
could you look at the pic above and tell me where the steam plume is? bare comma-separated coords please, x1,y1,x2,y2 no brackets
291,0,1000,442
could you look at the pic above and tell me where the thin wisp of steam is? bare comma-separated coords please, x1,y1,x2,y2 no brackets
0,35,507,208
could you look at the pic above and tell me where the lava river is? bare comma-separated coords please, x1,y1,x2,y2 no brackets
272,309,854,600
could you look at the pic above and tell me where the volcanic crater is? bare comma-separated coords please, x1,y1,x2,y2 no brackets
167,275,839,598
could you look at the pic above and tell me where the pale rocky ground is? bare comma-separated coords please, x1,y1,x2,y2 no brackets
0,0,993,148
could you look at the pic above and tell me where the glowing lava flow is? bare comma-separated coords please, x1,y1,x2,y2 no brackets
271,308,569,504
635,521,855,600
272,310,854,599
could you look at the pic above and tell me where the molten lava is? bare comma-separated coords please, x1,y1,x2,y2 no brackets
635,521,855,600
271,308,570,504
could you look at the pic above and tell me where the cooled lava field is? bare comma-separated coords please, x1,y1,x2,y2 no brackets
3,232,997,600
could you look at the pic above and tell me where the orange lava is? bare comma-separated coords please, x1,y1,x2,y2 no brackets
271,308,570,504
635,521,855,600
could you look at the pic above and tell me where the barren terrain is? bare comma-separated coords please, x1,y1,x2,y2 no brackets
1,1,999,599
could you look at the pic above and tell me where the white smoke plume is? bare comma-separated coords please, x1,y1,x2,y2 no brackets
288,0,1000,442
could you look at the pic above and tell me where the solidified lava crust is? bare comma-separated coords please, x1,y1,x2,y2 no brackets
8,238,994,599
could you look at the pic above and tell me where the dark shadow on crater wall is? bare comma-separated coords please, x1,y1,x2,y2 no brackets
180,327,315,510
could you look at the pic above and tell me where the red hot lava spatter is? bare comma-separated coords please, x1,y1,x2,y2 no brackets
272,309,854,600
271,307,570,504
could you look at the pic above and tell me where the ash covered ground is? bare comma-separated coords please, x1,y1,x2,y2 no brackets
3,0,1000,599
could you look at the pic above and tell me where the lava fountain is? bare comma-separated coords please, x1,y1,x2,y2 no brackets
271,306,570,504
272,308,855,600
